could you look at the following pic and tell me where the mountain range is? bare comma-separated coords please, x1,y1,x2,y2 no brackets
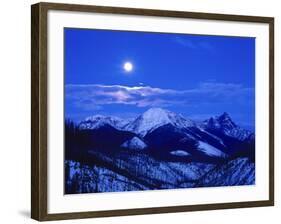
77,108,254,160
65,108,255,194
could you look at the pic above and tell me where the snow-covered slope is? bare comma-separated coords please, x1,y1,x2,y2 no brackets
197,141,227,158
65,160,149,193
203,112,253,141
65,152,254,194
78,115,130,130
170,150,190,157
125,108,195,136
121,137,147,150
195,158,255,187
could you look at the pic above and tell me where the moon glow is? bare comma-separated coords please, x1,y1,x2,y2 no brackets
123,62,133,72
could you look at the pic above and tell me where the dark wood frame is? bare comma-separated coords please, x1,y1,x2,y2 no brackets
31,2,274,221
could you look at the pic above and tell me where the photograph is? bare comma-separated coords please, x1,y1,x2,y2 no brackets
64,28,256,194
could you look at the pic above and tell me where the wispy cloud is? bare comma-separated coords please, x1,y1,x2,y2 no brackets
173,36,196,48
172,36,214,52
65,82,254,111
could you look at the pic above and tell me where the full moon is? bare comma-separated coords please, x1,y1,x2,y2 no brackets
123,62,133,72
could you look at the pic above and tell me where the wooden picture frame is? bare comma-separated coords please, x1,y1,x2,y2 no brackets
31,2,274,221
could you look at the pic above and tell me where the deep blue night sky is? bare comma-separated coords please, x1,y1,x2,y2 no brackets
65,28,255,129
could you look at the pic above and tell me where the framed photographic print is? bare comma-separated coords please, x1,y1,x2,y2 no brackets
31,2,274,221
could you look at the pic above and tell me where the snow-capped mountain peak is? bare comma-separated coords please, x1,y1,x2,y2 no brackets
217,112,237,129
79,115,130,130
204,112,236,130
203,113,252,141
125,107,195,136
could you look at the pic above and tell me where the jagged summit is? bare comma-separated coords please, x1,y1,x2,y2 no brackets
79,115,129,130
217,112,237,127
141,108,178,124
203,112,252,141
125,107,195,136
218,112,231,122
220,112,230,117
205,112,237,130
